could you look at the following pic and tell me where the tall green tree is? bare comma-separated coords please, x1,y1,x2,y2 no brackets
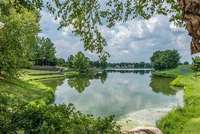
32,37,57,66
67,52,90,73
67,55,75,69
57,58,66,67
0,1,40,77
151,50,180,70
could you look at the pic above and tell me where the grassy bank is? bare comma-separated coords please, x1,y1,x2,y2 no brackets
0,69,70,104
154,65,200,134
0,79,54,104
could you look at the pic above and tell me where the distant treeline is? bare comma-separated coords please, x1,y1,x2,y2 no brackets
90,61,152,69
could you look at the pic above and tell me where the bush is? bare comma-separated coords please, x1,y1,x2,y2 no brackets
0,94,120,134
151,50,180,70
192,57,200,73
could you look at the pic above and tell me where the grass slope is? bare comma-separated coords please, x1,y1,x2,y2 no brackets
0,79,54,103
155,65,200,134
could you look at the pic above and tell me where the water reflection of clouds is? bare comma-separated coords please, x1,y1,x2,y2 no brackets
55,73,182,119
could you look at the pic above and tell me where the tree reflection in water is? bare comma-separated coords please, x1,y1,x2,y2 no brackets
40,78,65,90
149,76,177,96
67,71,108,93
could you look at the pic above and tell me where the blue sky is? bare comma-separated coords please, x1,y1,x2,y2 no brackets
39,9,192,63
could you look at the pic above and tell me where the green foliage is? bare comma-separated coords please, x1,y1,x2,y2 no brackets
47,0,109,60
0,1,40,78
192,57,200,73
151,50,181,71
67,52,90,73
32,37,57,66
0,93,120,134
0,79,54,104
57,58,66,67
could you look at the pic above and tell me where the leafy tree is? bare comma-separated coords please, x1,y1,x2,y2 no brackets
32,37,57,66
67,55,75,69
0,2,40,78
57,58,66,67
151,50,181,70
67,52,90,73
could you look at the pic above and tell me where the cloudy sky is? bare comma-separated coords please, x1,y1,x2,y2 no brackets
39,9,192,63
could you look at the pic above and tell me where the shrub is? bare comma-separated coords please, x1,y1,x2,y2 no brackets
0,93,120,134
192,56,200,73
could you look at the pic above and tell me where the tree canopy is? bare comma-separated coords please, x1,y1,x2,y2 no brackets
0,1,40,77
32,37,57,66
67,52,90,73
150,50,181,70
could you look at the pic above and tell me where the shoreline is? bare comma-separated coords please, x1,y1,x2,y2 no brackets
153,65,200,134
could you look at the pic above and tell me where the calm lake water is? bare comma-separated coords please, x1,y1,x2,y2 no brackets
40,71,183,130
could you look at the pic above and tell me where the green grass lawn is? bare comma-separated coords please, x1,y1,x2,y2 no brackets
155,65,200,134
0,79,54,104
0,69,67,104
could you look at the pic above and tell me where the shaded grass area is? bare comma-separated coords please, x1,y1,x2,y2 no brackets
155,65,200,134
0,79,54,104
152,65,192,78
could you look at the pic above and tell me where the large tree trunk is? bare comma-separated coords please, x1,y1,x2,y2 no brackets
178,0,200,54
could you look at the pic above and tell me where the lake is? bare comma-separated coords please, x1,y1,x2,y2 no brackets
40,71,183,130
